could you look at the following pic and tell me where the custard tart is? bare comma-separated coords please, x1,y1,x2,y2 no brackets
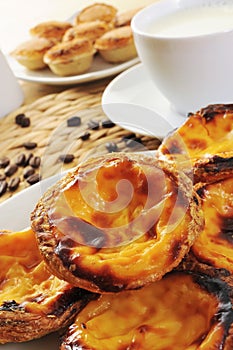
30,20,72,43
94,25,137,63
75,3,117,25
11,37,54,70
0,228,95,343
31,152,203,294
159,104,233,183
179,176,233,296
62,21,110,43
43,38,95,76
60,271,233,350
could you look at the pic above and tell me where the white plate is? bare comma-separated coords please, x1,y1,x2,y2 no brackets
102,63,187,138
6,54,140,86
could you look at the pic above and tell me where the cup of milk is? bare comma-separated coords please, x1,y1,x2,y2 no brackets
131,0,233,115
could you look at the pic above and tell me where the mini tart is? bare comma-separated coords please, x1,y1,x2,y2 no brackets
75,3,117,25
158,104,233,183
43,38,95,76
179,176,233,297
95,25,137,63
60,271,233,350
30,20,72,43
62,21,110,43
11,37,53,70
31,152,203,294
114,7,143,27
0,228,95,344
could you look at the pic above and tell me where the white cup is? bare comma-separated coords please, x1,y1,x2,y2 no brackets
0,50,24,118
131,0,233,115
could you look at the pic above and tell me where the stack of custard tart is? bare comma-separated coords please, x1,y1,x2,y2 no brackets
11,3,141,76
0,103,233,349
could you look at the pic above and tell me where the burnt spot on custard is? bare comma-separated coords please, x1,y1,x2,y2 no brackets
218,216,233,245
199,103,233,122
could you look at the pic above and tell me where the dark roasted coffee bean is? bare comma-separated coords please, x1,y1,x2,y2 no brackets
23,142,37,150
125,137,142,148
101,119,115,128
122,133,136,142
24,153,33,166
23,166,35,179
29,156,41,168
0,174,6,181
4,164,18,177
80,131,90,141
0,156,10,168
21,117,30,128
26,173,40,185
88,120,99,130
67,116,81,127
15,113,26,125
0,181,7,197
105,142,118,152
8,177,20,191
59,154,74,163
15,153,26,166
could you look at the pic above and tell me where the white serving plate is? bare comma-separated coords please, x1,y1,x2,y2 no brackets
102,63,187,138
6,54,140,86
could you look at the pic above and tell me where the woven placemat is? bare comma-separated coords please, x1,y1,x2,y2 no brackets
0,78,161,203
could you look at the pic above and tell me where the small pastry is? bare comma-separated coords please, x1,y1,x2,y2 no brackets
0,228,96,344
75,2,117,25
11,37,54,70
95,25,138,63
114,7,143,27
30,20,72,43
31,152,203,294
43,38,95,76
63,20,110,43
60,271,233,350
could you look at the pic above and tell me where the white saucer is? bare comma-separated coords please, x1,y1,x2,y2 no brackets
102,63,187,138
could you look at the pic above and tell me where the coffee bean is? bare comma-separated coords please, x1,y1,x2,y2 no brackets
15,113,26,125
59,154,74,164
26,173,40,185
0,174,6,181
80,131,90,141
0,181,7,197
23,166,35,179
15,153,26,166
0,157,10,168
23,142,37,150
88,120,99,130
105,142,118,152
21,117,30,128
8,177,20,191
122,133,136,141
29,156,41,168
67,116,81,127
4,164,18,177
24,153,33,166
101,119,115,128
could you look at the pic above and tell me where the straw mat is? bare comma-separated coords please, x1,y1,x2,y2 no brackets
0,79,160,203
